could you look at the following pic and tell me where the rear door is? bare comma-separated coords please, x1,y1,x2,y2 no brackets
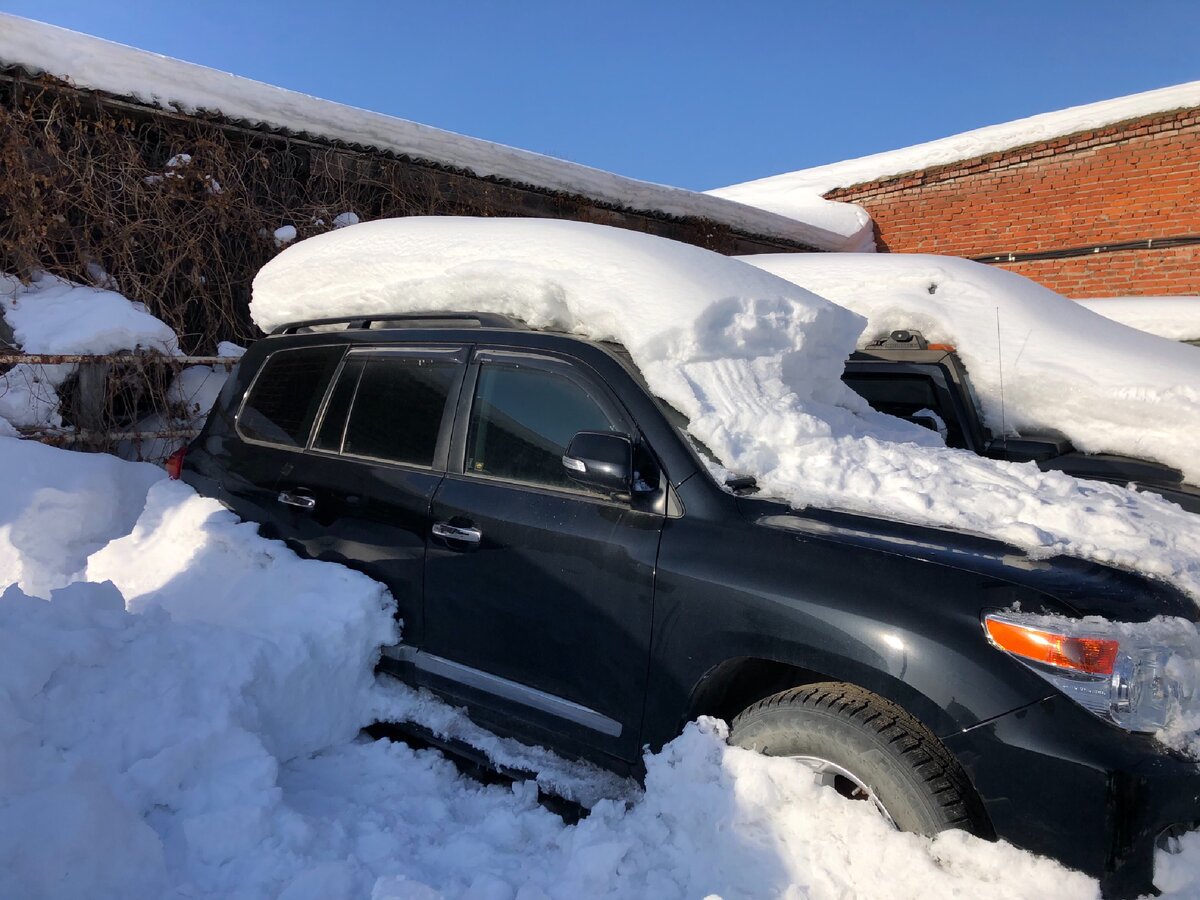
271,346,467,645
219,344,345,535
419,349,665,763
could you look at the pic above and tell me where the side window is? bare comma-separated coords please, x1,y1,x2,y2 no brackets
465,363,619,491
312,358,364,452
339,356,461,467
239,346,343,448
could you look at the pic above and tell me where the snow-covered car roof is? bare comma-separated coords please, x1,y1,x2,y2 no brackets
253,217,1200,600
1074,296,1200,343
740,252,1200,487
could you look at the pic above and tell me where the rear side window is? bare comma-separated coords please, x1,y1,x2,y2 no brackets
239,346,343,448
340,356,461,467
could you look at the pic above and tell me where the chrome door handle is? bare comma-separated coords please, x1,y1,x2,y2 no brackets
432,522,482,543
277,491,316,510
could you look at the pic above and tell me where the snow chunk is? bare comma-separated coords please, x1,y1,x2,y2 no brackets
1076,297,1200,342
274,225,298,246
253,219,1200,602
333,211,361,228
741,253,1200,483
704,188,877,251
0,439,164,597
1,272,178,356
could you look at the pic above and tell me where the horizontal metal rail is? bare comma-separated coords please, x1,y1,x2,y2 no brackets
0,353,240,366
17,428,203,443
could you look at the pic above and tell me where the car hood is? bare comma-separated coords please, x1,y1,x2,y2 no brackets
740,497,1198,623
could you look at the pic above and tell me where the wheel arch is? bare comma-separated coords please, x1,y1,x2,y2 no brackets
680,648,966,740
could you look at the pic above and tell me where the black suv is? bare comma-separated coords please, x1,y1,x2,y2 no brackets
843,330,1200,514
182,313,1200,896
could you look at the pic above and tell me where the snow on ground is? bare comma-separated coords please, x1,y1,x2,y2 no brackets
252,217,1200,602
740,253,1200,483
708,79,1200,216
0,437,1115,899
0,14,864,253
1075,296,1200,343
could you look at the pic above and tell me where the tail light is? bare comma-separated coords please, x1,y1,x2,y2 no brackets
165,446,186,480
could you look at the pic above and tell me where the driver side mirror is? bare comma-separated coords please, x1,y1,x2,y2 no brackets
562,431,633,495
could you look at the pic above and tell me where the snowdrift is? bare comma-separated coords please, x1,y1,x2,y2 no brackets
252,217,1200,601
740,253,1200,483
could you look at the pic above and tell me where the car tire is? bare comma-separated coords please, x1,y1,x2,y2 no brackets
729,681,988,837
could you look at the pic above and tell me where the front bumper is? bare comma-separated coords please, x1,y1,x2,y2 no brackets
942,695,1200,897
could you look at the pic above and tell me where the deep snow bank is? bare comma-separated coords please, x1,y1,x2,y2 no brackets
0,441,395,898
740,253,1200,483
252,218,1200,601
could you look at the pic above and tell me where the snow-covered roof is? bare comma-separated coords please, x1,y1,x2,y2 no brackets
710,80,1200,219
740,252,1200,484
0,14,865,253
1075,297,1200,342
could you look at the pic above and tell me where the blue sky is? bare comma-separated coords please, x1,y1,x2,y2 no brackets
3,1,1199,191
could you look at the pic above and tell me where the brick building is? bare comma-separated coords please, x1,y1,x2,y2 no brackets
713,83,1200,298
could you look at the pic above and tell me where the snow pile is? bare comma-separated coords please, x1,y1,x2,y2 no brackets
741,253,1200,483
0,437,1118,898
0,439,163,598
0,440,395,898
0,15,861,254
710,80,1200,210
1075,296,1200,342
254,218,1200,602
0,272,178,429
1,272,177,357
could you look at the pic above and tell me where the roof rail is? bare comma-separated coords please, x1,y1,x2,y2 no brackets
271,312,522,335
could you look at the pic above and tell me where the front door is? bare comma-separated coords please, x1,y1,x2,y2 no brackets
422,350,664,763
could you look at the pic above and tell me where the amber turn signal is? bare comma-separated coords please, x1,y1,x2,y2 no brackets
984,616,1119,675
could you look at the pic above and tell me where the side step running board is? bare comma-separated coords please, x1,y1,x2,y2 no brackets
363,719,589,825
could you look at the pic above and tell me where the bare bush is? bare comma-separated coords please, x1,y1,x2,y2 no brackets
0,74,480,353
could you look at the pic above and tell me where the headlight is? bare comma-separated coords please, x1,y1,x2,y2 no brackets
983,612,1200,733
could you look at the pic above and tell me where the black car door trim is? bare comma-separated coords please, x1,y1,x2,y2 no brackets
380,644,623,738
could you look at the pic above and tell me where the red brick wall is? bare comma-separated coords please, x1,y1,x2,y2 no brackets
825,108,1200,297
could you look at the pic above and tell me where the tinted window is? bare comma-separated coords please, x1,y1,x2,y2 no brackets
239,346,343,447
465,364,617,490
342,357,460,466
313,358,364,452
842,371,966,448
